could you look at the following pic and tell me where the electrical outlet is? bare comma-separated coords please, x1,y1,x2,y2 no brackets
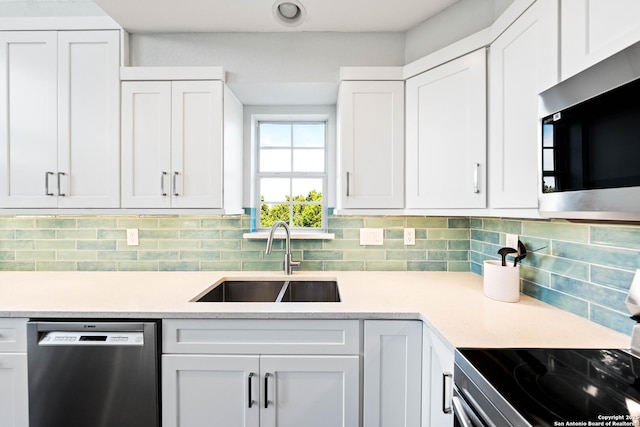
126,228,139,246
505,233,518,251
404,228,416,245
360,228,384,246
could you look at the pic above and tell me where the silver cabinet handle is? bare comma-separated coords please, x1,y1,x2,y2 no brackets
45,172,55,196
473,163,480,194
248,373,255,408
442,372,453,414
57,172,66,197
160,171,168,196
346,172,350,197
173,171,179,197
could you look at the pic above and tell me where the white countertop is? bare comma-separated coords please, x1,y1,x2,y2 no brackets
0,270,630,350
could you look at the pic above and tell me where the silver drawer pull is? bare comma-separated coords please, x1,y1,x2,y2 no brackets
442,372,453,414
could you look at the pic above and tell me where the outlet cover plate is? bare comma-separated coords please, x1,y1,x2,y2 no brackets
404,228,416,245
505,233,518,251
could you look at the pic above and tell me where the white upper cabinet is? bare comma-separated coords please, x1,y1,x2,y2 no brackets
122,79,244,210
488,0,559,209
337,80,404,209
0,32,58,208
0,30,120,209
121,81,172,208
405,49,486,209
57,31,120,208
561,0,640,80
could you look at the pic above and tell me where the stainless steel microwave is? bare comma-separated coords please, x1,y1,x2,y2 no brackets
538,41,640,221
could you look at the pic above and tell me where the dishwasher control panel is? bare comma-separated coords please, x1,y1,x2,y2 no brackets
39,331,144,346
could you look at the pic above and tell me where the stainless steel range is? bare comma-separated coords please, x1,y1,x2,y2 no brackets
452,271,640,426
454,347,640,426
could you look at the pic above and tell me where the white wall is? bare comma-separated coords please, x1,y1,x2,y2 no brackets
0,0,105,16
404,0,514,63
129,32,405,104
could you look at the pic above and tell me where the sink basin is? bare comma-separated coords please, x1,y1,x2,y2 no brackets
192,279,340,303
194,280,286,302
280,280,340,302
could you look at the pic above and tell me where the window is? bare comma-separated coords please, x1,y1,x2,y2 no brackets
256,121,327,230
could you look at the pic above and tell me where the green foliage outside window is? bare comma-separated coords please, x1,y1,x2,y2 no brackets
261,190,322,228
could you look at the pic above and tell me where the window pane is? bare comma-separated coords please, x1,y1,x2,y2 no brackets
261,203,290,227
543,148,554,172
260,123,291,147
293,123,325,147
260,149,291,172
293,149,324,172
293,204,322,228
292,178,323,202
260,178,290,202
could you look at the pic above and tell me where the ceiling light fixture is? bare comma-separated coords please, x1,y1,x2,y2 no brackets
272,0,306,27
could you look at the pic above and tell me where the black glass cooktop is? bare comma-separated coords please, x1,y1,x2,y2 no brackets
457,348,640,426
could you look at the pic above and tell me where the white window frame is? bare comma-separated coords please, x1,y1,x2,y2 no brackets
243,105,337,236
254,117,329,232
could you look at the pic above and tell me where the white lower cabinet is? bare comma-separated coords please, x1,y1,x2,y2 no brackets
423,329,454,427
0,319,28,427
363,320,422,427
162,354,359,427
162,319,360,427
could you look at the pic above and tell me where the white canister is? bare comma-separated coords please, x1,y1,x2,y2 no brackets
483,260,521,303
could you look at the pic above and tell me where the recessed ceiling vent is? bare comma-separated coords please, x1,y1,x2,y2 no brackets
273,0,307,27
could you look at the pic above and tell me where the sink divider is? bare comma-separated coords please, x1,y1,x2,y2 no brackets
275,281,290,303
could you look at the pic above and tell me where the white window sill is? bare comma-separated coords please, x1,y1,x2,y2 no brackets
243,231,335,240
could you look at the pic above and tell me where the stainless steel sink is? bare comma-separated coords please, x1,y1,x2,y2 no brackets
279,280,340,302
193,280,286,302
192,279,340,303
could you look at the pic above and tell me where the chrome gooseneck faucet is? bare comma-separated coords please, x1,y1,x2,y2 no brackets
265,221,300,275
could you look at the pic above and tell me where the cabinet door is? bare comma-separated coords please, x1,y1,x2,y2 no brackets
171,80,224,208
338,81,404,209
0,32,58,208
121,81,172,208
260,355,359,427
488,0,559,208
406,49,486,209
561,0,640,80
57,30,120,208
162,354,260,427
363,320,422,427
0,353,28,427
426,331,454,427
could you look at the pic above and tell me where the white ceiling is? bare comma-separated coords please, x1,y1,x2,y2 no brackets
94,0,460,33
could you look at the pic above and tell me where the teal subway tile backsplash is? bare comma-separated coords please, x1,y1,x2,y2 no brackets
471,218,640,336
3,214,640,336
0,214,472,274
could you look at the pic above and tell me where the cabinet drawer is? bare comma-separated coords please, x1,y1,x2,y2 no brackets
0,318,28,352
163,319,360,355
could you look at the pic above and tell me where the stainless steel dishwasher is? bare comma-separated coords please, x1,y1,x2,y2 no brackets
27,320,160,427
